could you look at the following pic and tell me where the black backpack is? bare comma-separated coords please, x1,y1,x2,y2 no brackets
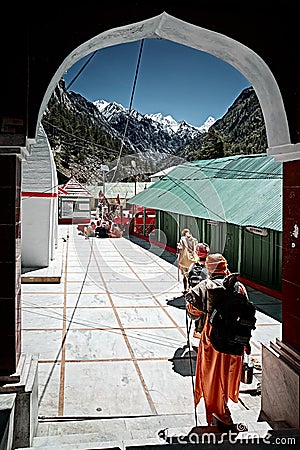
188,263,208,288
208,273,256,356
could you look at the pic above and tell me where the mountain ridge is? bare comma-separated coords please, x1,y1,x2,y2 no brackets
42,80,267,184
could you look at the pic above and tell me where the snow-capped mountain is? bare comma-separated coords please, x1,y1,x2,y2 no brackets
43,80,216,182
42,80,266,184
93,98,215,157
144,112,215,134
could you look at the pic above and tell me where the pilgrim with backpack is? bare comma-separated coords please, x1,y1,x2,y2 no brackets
184,253,256,432
186,242,210,338
187,242,210,288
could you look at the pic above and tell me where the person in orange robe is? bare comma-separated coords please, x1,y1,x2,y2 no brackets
185,253,250,430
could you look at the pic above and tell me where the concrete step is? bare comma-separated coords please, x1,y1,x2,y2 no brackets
17,442,122,450
17,433,167,450
35,413,203,437
15,411,272,449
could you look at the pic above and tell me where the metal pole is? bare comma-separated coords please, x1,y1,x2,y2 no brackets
185,309,198,428
101,173,104,222
102,170,105,195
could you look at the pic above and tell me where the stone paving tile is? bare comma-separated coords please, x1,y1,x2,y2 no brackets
65,329,132,360
126,328,186,359
67,307,121,329
109,293,159,307
22,329,64,361
117,307,177,329
137,359,198,416
63,361,154,417
36,362,61,416
20,224,282,428
66,292,112,307
21,292,65,307
22,307,64,329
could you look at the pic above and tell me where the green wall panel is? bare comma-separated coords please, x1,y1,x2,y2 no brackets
156,211,281,292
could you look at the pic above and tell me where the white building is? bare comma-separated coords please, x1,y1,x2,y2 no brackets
21,126,58,268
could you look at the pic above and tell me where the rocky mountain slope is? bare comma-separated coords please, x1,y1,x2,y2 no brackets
179,87,267,160
42,80,267,184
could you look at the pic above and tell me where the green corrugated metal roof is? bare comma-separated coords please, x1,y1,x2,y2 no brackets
128,154,283,231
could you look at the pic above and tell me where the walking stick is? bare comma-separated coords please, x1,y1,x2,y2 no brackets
185,299,198,428
176,250,180,282
185,288,198,427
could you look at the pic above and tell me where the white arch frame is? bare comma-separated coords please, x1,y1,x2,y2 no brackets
37,12,300,162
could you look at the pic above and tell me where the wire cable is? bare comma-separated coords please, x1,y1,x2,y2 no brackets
38,235,94,407
183,159,282,179
111,39,144,182
42,119,121,154
158,172,228,223
66,51,98,91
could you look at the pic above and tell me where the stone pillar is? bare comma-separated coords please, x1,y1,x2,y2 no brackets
282,160,300,351
0,147,25,381
261,159,300,428
0,146,38,448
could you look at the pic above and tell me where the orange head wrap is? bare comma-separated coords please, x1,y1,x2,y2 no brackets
205,253,228,275
196,242,210,259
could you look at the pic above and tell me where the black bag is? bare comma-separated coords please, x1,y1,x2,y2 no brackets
208,274,256,356
188,263,208,288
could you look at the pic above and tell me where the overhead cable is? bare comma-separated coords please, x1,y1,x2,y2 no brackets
111,39,144,181
66,51,98,91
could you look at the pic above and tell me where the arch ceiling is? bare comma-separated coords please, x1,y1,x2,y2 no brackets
38,12,292,159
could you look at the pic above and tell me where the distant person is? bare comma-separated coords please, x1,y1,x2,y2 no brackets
95,220,102,237
109,224,123,238
177,228,198,294
184,253,251,431
84,221,96,239
96,220,109,238
122,221,130,238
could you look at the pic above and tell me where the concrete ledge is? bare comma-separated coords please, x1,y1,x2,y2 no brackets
0,394,16,450
261,341,300,428
21,234,65,284
21,274,61,284
0,354,39,449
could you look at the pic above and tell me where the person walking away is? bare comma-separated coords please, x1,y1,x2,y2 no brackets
184,253,251,431
187,242,210,288
177,229,198,294
186,242,210,338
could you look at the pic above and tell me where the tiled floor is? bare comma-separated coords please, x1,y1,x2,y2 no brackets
21,225,282,426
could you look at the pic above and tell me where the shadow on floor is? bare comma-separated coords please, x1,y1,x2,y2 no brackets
129,234,282,323
169,344,197,377
166,295,186,310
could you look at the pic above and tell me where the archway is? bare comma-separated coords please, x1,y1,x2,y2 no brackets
27,11,297,431
37,12,290,154
33,11,290,274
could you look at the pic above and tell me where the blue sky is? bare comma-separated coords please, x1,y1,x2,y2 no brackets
63,38,250,127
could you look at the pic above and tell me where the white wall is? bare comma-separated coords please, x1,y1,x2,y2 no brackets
21,126,58,268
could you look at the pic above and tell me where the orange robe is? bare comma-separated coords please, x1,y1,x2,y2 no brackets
187,303,243,425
